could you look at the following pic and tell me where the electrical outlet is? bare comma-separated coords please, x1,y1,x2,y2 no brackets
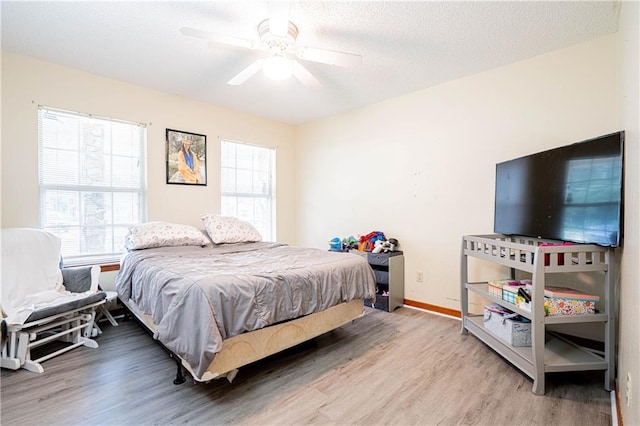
627,373,632,408
416,271,424,283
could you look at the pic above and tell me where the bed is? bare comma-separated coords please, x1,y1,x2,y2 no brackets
116,239,377,383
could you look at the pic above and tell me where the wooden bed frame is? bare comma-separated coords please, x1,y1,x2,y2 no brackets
120,297,367,383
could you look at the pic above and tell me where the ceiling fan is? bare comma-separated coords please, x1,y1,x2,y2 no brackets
180,3,362,88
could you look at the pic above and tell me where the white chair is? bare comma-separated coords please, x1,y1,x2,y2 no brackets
93,291,119,335
0,228,106,373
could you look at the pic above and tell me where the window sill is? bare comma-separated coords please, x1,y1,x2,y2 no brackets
99,263,120,272
63,257,121,272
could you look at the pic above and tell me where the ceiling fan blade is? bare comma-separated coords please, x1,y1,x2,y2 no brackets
227,60,264,85
292,61,321,88
296,47,362,68
180,27,261,50
268,1,290,37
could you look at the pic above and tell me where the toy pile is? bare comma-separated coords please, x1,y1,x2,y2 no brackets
328,235,358,252
328,231,398,253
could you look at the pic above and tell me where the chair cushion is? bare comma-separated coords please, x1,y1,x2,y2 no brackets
25,291,106,323
61,266,100,293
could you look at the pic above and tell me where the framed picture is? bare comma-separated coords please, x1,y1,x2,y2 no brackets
166,128,207,186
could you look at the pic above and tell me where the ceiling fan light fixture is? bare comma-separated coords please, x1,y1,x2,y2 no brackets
263,55,293,80
182,13,360,88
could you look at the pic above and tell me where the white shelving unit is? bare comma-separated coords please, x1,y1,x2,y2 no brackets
460,234,616,395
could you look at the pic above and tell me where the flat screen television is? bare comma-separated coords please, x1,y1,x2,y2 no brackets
494,131,624,247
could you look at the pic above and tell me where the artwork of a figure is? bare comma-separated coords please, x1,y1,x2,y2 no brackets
166,129,207,185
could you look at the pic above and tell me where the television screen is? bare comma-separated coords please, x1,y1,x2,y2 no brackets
494,131,624,247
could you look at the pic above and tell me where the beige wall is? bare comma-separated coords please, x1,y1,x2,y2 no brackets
617,1,639,423
1,52,297,244
295,35,619,314
295,29,640,421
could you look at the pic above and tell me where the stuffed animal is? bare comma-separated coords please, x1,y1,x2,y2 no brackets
328,237,342,251
342,235,358,250
372,238,399,253
372,240,386,253
359,231,385,251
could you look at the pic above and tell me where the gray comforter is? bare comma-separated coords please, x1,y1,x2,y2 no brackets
116,242,376,379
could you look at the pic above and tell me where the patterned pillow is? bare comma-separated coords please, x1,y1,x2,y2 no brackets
125,222,211,250
201,213,262,244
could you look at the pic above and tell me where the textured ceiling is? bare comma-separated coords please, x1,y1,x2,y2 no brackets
1,1,620,125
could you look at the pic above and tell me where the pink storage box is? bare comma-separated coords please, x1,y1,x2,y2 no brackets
488,280,505,297
546,298,597,316
487,279,519,298
525,285,599,316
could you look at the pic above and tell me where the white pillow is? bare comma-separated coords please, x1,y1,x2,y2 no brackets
201,213,262,244
125,222,210,250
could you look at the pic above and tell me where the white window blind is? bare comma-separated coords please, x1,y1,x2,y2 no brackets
221,140,275,241
38,107,146,263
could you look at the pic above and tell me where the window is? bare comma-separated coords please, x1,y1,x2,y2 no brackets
561,156,622,244
221,140,275,241
38,107,146,263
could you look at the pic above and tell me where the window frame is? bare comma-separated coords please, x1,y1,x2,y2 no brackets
220,139,276,241
37,106,147,265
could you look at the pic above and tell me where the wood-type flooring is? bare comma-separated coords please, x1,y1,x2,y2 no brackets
0,306,612,425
